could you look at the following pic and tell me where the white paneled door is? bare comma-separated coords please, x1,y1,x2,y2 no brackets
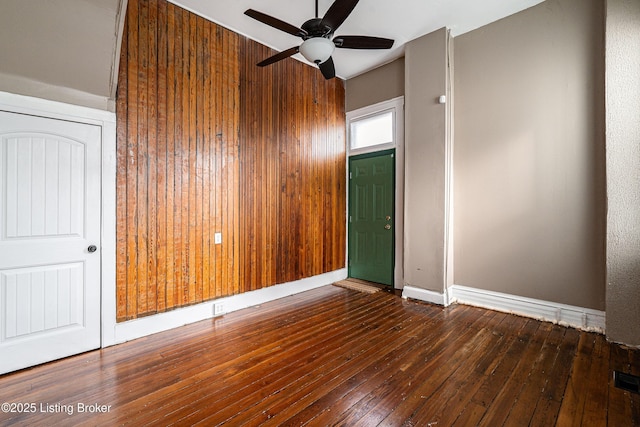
0,111,101,374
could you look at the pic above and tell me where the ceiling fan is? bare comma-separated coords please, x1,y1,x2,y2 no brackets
244,0,394,80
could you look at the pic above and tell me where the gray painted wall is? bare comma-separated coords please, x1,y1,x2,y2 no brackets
0,0,125,111
345,58,404,112
329,0,640,346
345,31,449,294
453,0,606,310
605,0,640,346
404,28,449,293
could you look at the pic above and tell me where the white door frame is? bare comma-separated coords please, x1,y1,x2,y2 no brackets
346,96,405,289
0,91,117,352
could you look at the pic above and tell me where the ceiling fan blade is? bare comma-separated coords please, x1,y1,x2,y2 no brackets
257,46,300,67
333,35,394,49
320,0,359,33
245,9,306,37
318,57,336,80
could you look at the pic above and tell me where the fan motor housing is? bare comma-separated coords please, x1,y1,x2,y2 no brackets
301,18,333,39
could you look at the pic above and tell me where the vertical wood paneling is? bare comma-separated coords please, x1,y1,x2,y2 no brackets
218,27,229,298
125,0,139,319
201,19,211,301
115,14,128,322
147,0,158,314
116,0,345,320
187,11,197,305
136,0,149,316
172,5,183,309
179,8,190,307
156,0,167,312
165,4,176,311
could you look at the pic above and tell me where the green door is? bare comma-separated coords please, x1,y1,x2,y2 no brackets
348,150,395,286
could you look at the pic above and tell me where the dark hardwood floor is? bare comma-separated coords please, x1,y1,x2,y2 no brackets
0,285,638,426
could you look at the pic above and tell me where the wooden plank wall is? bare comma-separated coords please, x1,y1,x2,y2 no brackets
116,0,346,321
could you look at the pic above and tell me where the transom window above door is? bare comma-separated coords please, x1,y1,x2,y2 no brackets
347,96,403,155
349,110,393,150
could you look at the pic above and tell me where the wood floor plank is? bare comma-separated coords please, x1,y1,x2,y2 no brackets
502,323,566,425
556,332,598,426
581,334,611,426
366,328,497,426
332,308,498,426
215,296,452,426
475,320,549,426
0,285,637,427
373,310,504,427
279,308,481,426
82,291,385,424
404,313,518,427
470,317,537,409
2,289,349,411
146,295,406,425
451,401,487,427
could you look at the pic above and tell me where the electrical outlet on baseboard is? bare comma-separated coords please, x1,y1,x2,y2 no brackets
214,303,224,316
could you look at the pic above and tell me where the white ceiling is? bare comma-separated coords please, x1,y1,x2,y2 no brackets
171,0,545,79
0,0,545,108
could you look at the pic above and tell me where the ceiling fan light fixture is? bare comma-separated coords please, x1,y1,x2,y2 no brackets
299,37,335,64
245,0,395,77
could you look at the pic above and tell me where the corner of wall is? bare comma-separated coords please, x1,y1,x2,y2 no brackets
109,0,128,102
104,269,348,347
403,27,450,294
604,0,640,347
444,28,455,293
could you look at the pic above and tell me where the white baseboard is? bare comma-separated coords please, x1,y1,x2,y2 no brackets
401,283,606,333
104,268,347,347
402,285,447,306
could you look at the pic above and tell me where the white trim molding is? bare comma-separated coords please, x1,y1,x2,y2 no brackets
451,285,606,333
346,96,405,290
402,285,448,306
0,90,114,123
402,283,606,333
103,268,347,346
346,96,404,157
